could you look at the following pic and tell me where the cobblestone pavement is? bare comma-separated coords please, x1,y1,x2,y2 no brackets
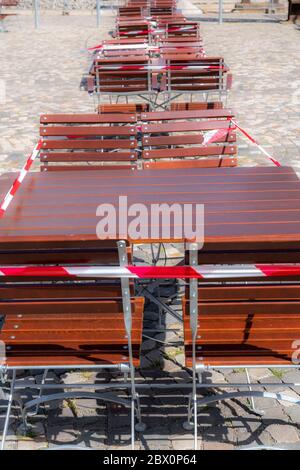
1,11,300,450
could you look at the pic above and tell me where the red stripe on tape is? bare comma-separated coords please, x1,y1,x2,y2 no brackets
0,266,73,277
258,265,300,277
127,266,202,279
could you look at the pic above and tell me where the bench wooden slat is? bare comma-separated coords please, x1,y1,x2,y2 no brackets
41,139,136,150
41,164,138,172
40,152,137,163
142,146,237,159
40,126,136,137
142,120,233,133
143,158,237,169
141,109,234,121
142,133,236,146
40,114,136,124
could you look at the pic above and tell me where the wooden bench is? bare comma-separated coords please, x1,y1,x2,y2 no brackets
0,236,145,449
140,109,237,168
116,20,151,39
90,56,152,101
183,282,300,367
182,275,300,448
164,56,231,103
39,114,138,171
157,21,200,39
0,286,143,368
0,0,19,10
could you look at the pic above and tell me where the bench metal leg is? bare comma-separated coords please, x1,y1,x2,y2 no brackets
0,370,16,450
183,245,199,450
118,240,146,449
245,368,265,416
28,368,48,417
197,390,300,408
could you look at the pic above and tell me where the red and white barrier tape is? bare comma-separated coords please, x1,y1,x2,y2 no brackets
96,64,222,71
202,126,235,145
89,43,160,52
0,264,299,279
119,24,197,36
89,43,203,53
230,119,281,167
0,139,43,218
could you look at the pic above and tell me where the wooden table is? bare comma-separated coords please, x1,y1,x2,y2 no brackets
1,166,300,263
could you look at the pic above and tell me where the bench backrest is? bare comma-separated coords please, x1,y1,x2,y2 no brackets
140,109,237,169
39,114,138,171
165,56,229,94
91,56,151,96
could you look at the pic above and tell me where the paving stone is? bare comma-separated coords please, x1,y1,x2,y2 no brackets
46,426,80,444
261,404,289,423
265,424,300,444
162,358,180,374
144,440,172,450
285,405,300,424
282,370,300,391
3,441,18,450
202,370,226,384
141,339,156,352
202,441,234,450
143,349,163,367
62,371,93,385
247,368,273,381
17,439,48,450
226,371,248,384
260,375,286,392
172,438,199,450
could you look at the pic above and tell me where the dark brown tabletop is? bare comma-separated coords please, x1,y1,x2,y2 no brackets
1,166,300,259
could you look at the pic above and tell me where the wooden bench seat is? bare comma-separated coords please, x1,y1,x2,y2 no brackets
140,109,237,168
39,113,138,171
183,283,300,367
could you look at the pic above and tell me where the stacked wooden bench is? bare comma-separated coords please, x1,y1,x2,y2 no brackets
39,108,237,170
140,108,237,168
85,0,217,109
180,166,300,447
1,165,300,450
87,54,229,109
0,228,145,449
